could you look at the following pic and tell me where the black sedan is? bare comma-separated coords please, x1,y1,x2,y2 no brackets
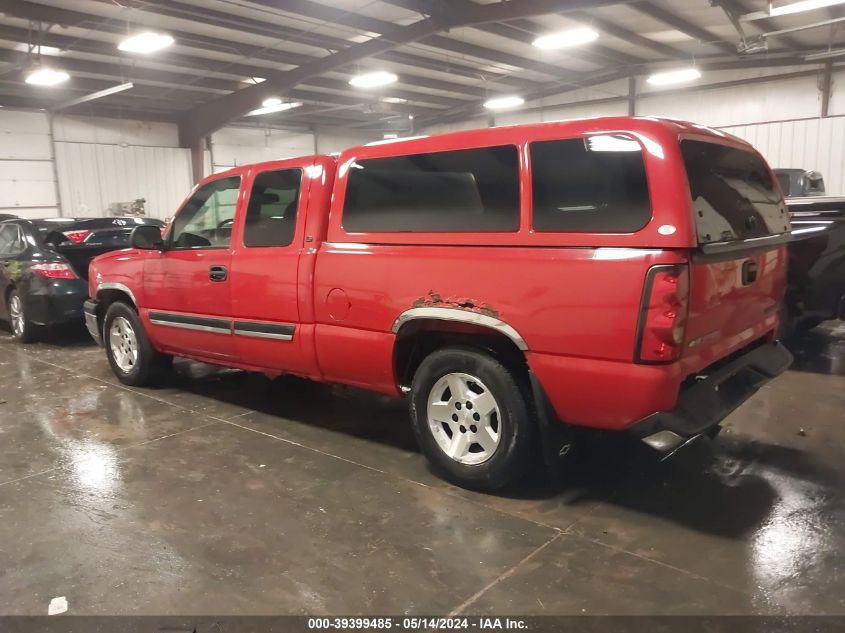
0,217,163,343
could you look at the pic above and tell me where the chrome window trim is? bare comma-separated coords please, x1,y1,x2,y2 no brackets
391,307,528,351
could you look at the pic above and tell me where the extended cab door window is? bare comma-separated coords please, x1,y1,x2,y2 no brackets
170,176,241,249
243,169,302,248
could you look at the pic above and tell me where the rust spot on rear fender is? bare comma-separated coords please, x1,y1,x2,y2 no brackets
411,290,500,319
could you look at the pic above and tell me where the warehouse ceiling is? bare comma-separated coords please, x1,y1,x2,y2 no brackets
0,0,843,136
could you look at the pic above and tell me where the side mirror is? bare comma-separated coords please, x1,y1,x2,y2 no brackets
130,224,164,250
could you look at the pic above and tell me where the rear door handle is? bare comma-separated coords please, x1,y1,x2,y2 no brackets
742,260,758,285
209,265,228,282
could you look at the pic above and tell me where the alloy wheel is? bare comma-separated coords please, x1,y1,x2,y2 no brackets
426,372,502,465
109,316,139,373
9,294,24,338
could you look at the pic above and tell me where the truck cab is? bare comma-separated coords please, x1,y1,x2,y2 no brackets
85,117,793,490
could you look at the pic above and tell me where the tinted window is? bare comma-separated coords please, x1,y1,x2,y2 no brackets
681,141,789,244
343,146,520,233
170,176,241,249
0,224,25,257
244,169,302,248
530,136,651,233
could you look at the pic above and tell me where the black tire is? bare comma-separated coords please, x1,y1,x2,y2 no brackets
409,346,534,491
8,289,37,343
103,301,170,386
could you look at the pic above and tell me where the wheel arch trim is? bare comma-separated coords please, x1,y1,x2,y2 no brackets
96,282,138,308
391,307,528,351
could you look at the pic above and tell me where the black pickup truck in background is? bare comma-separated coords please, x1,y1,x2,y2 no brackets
783,196,845,336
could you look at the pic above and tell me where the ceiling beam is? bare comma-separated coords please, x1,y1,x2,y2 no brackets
631,1,738,56
567,10,686,59
0,93,183,123
713,0,804,51
0,48,237,94
183,0,632,140
383,0,643,67
85,0,547,94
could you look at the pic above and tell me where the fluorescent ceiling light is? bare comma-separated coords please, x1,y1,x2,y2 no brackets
483,95,525,110
118,32,175,54
243,77,266,84
246,101,303,116
381,96,407,104
262,97,282,107
25,67,70,87
742,0,845,19
349,71,398,88
770,0,845,16
383,133,399,139
54,82,134,111
532,27,599,50
646,67,701,86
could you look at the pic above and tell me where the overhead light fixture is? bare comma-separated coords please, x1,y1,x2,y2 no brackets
532,27,599,50
246,101,303,116
25,67,70,87
483,95,525,110
243,77,266,85
381,96,407,104
349,71,398,88
743,0,845,20
118,31,175,54
646,67,701,86
262,97,282,107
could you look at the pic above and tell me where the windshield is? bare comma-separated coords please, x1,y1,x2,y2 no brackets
682,140,790,244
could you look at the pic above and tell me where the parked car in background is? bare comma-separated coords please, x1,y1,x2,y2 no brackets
0,213,19,221
0,216,163,342
774,168,826,198
783,196,845,335
85,118,793,490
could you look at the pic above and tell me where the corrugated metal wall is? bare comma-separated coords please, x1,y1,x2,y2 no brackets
721,116,845,196
0,110,58,218
54,142,193,219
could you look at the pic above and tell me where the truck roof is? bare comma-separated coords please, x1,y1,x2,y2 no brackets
208,116,747,180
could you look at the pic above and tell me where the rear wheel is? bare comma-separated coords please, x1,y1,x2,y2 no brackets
104,301,170,386
409,346,534,491
8,290,37,343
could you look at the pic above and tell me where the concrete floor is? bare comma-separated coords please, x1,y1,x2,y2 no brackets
0,323,843,616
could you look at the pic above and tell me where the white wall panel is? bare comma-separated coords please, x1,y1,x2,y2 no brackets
721,116,845,196
210,127,315,172
55,142,192,219
0,110,58,217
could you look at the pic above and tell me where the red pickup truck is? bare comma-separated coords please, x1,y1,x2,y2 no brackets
84,117,793,490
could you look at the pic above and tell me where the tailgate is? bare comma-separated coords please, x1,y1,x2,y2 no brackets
681,140,790,368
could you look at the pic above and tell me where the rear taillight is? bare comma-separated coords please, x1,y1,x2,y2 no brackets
63,229,91,244
635,264,689,363
31,263,77,280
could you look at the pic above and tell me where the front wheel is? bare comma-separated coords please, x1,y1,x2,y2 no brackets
104,301,170,386
409,346,534,491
